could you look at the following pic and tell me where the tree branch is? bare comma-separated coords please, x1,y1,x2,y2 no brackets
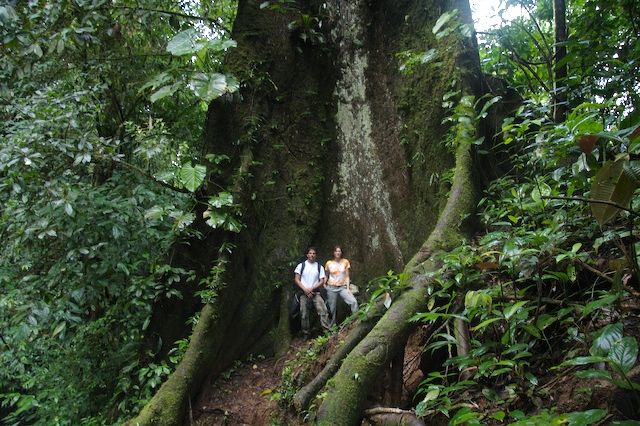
541,195,640,218
111,6,231,34
364,407,426,426
573,258,613,284
94,151,192,194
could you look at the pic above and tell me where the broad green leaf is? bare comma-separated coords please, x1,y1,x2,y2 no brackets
32,43,43,58
590,323,622,356
590,156,637,225
432,10,457,35
582,293,619,316
531,182,552,204
478,96,502,118
625,161,640,185
608,336,638,374
563,409,607,425
490,411,506,421
450,407,482,426
423,386,440,402
536,313,557,331
52,322,66,337
224,217,242,233
420,48,438,64
144,206,165,220
140,72,171,92
523,324,541,338
415,401,428,417
166,29,204,56
206,38,237,52
204,210,226,228
0,5,19,23
575,369,612,380
471,317,502,331
150,84,178,103
172,212,195,231
189,73,239,102
208,192,234,208
503,301,527,320
178,163,207,192
563,356,607,366
465,290,491,310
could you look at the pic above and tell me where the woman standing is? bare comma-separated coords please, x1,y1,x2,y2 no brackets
324,246,358,326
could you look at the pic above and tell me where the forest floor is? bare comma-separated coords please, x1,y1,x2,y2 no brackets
189,308,640,426
193,335,324,426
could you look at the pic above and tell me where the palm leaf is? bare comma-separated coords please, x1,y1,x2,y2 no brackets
590,156,637,225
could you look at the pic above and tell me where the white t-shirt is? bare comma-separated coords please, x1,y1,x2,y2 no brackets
294,261,326,290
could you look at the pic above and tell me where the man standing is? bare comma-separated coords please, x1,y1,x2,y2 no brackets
294,247,331,339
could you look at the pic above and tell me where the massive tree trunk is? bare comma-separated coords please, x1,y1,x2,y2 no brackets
131,0,486,424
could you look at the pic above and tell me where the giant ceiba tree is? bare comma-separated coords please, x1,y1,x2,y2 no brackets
131,0,493,424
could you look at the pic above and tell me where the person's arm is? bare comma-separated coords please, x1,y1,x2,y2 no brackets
294,266,312,296
314,266,326,291
322,263,329,287
345,260,351,289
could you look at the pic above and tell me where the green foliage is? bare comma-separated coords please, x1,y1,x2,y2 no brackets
0,0,238,423
358,270,409,317
560,323,640,400
196,243,236,304
409,4,640,422
260,0,326,47
272,334,330,409
509,408,607,426
203,192,244,232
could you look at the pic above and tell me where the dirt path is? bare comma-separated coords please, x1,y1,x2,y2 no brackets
192,340,307,426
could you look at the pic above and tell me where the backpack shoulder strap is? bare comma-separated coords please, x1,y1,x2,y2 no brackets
298,261,321,280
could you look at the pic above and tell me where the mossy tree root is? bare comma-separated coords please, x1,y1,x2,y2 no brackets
316,136,477,425
364,407,427,426
125,304,219,426
292,302,386,411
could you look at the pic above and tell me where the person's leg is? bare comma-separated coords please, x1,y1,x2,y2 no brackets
340,288,359,314
300,295,311,337
313,293,331,330
326,287,339,326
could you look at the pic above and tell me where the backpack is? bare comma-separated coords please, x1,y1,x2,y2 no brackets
289,259,323,319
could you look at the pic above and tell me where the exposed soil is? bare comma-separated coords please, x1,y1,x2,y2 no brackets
192,342,301,426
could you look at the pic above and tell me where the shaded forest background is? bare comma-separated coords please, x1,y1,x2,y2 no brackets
1,0,640,425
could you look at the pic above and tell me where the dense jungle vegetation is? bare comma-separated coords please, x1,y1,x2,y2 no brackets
1,0,639,425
